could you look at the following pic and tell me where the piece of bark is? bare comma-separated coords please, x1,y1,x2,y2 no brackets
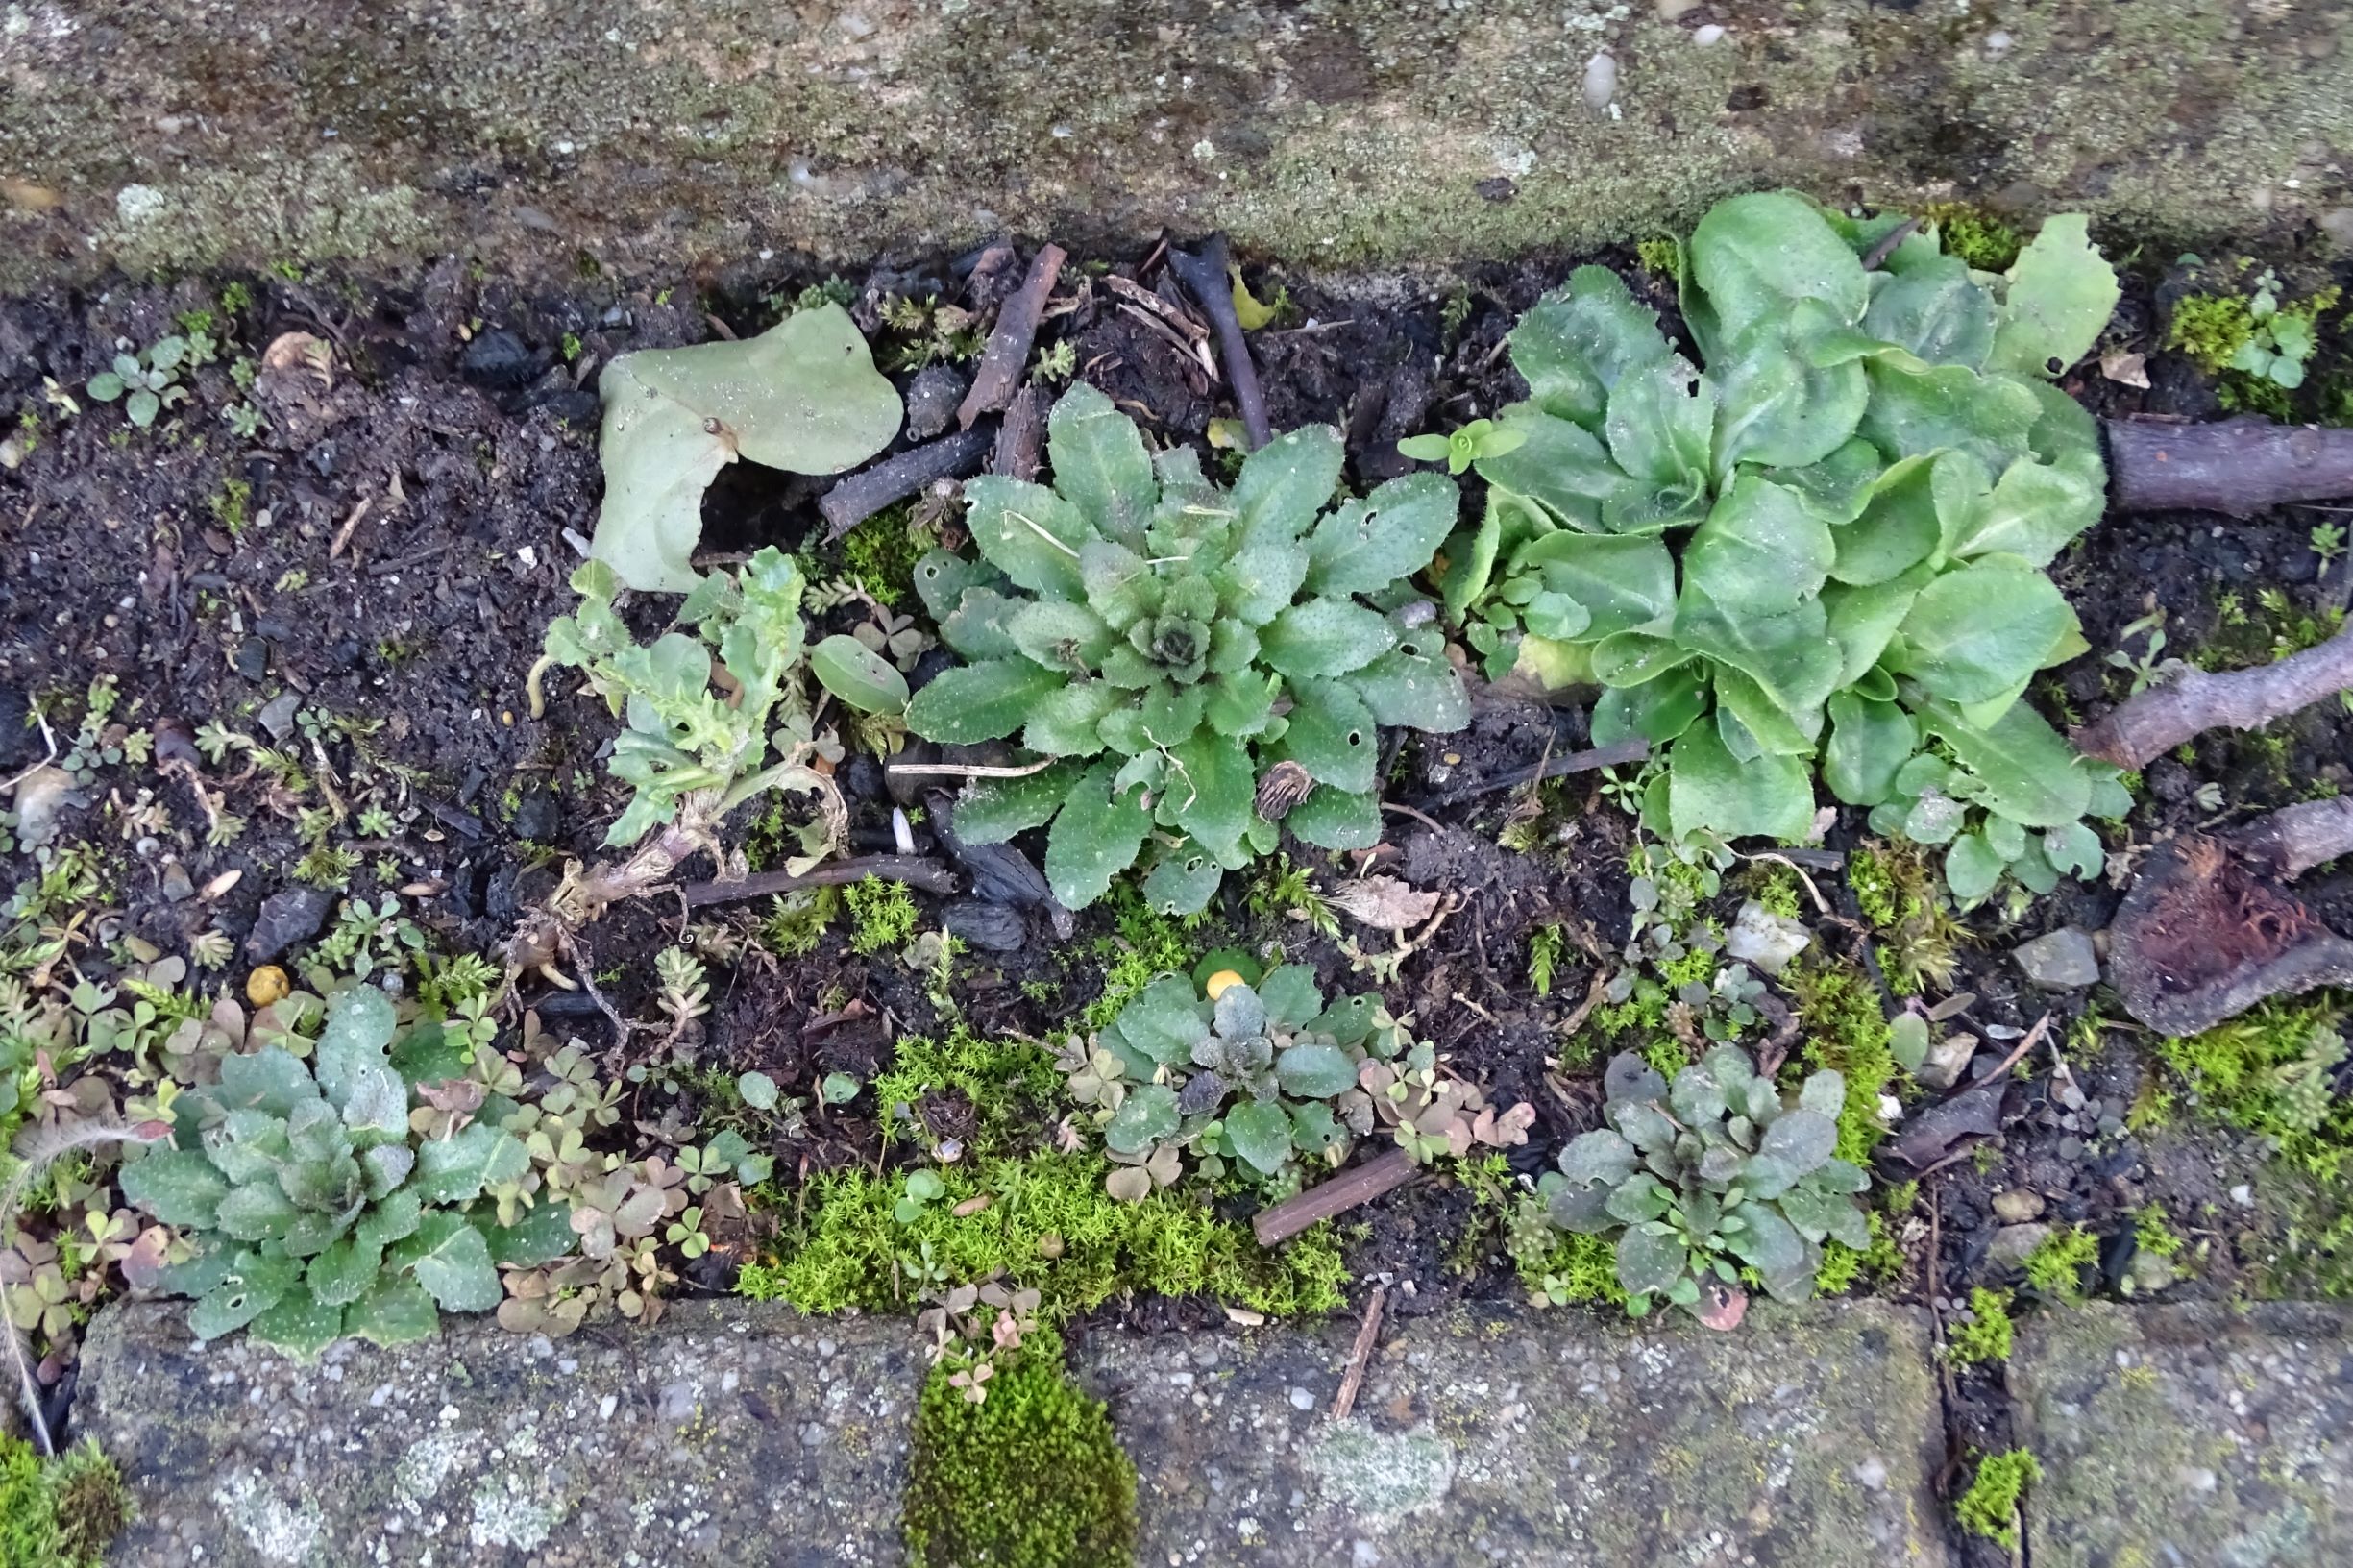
2072,625,2353,769
2106,416,2353,517
958,243,1066,429
2107,831,2353,1038
818,430,991,541
2235,794,2353,880
991,383,1047,480
676,854,958,909
1254,1147,1418,1246
1167,234,1271,451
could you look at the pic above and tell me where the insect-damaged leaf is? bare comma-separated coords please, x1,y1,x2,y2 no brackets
590,305,901,593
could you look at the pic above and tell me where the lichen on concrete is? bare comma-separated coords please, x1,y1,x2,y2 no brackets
77,1300,926,1567
1074,1298,1952,1565
2012,1301,2353,1568
0,1,2345,290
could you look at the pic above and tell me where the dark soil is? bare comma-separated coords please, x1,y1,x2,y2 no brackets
4,231,2351,1528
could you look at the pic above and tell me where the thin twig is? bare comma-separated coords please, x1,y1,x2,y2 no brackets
1167,234,1270,450
1,707,60,795
1861,216,1922,272
1431,739,1650,807
886,757,1062,781
1254,1147,1418,1246
819,429,991,541
328,496,373,560
676,853,959,909
1331,1284,1388,1420
1379,800,1449,835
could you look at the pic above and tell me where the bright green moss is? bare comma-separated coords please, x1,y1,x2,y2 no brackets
1816,1208,1903,1296
903,1329,1136,1568
1848,846,1903,932
2166,292,2260,374
1078,885,1194,1030
869,1029,1065,1153
1946,1286,2015,1366
1635,236,1680,282
737,1148,1347,1320
1923,204,2022,273
0,1437,129,1568
1747,862,1802,920
2153,993,2351,1179
837,503,930,607
2022,1224,2099,1299
1954,1448,2041,1549
846,874,920,955
1787,961,1897,1164
761,885,841,953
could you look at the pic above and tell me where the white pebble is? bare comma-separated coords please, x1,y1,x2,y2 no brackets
1581,51,1617,112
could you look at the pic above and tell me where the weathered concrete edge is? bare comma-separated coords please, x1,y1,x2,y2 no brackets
1,0,2346,291
78,1294,1950,1566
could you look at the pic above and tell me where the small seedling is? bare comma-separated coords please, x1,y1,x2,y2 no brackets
86,338,193,429
1397,417,1527,476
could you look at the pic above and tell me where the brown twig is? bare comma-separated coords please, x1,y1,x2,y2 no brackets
2072,624,2353,769
991,384,1047,480
959,244,1066,429
2106,416,2353,518
1254,1147,1418,1246
1167,234,1271,450
1430,738,1650,807
1330,1284,1387,1420
675,853,959,909
1379,800,1449,836
1860,216,1923,272
819,429,992,541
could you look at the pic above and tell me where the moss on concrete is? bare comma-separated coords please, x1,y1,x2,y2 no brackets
2,1,2347,289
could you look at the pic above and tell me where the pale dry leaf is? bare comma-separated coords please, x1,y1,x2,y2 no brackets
1328,875,1441,933
2100,349,2150,389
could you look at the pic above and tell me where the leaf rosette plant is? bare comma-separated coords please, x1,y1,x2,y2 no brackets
905,383,1472,912
1442,193,2128,900
1062,968,1527,1198
116,988,577,1359
1542,1046,1871,1318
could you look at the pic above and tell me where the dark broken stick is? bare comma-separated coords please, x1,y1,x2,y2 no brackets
819,429,992,541
2072,623,2353,770
676,854,958,910
958,243,1066,429
2106,416,2353,518
1168,234,1272,451
991,383,1047,480
1431,738,1650,807
1254,1147,1418,1246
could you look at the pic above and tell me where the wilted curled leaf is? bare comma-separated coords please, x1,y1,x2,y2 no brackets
591,304,902,593
1105,1164,1154,1203
1328,875,1441,933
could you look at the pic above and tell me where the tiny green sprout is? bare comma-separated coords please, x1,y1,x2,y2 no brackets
1398,417,1527,476
895,1167,948,1224
2311,522,2347,571
821,1071,863,1105
1031,339,1078,382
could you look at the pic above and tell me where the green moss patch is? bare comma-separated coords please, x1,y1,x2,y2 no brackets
903,1329,1137,1568
0,1437,130,1568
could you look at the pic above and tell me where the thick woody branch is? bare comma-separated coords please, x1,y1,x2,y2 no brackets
959,244,1066,429
2072,625,2353,770
2105,417,2353,518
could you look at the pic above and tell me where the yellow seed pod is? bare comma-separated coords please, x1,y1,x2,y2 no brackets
1203,969,1246,1001
245,965,290,1007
